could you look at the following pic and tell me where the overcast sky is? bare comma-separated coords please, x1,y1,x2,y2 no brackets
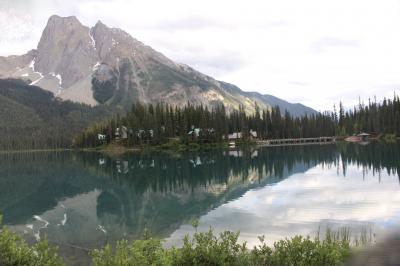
1,0,400,111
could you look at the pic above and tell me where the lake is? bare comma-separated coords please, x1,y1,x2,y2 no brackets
1,142,400,264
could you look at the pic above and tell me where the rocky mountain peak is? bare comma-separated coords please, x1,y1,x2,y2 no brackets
34,14,99,88
94,20,107,30
0,15,317,116
91,19,146,66
47,15,82,27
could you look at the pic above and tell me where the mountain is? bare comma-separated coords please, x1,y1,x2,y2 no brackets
0,78,111,150
0,15,316,116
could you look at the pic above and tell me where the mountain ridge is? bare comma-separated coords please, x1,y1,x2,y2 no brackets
0,15,317,117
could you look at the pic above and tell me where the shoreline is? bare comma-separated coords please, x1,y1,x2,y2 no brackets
0,136,398,154
0,148,73,154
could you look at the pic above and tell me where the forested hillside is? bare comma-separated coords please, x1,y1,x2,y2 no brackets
0,79,112,150
74,95,400,148
74,102,336,148
337,97,400,136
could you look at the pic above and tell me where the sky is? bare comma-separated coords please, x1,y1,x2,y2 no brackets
1,0,400,111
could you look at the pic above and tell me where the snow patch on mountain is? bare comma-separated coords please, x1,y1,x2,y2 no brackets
92,62,101,71
89,28,96,48
29,59,35,69
29,58,45,85
50,72,62,86
50,72,63,95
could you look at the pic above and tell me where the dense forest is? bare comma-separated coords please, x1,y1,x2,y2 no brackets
0,79,112,150
337,96,400,136
73,102,337,148
74,94,400,148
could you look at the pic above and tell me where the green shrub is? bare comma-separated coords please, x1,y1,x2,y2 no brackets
0,213,359,266
91,230,173,266
174,230,249,266
91,228,354,266
0,215,64,266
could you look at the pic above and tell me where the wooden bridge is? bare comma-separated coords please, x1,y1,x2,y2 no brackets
258,136,336,146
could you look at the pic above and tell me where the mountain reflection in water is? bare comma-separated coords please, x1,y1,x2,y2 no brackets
0,142,399,260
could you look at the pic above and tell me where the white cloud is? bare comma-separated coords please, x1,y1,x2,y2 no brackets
0,9,37,53
308,37,360,54
1,0,400,110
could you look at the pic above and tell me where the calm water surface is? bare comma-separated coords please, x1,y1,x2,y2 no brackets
1,142,399,264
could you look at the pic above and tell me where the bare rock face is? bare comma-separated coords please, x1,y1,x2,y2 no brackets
0,50,36,78
0,15,317,116
35,15,99,88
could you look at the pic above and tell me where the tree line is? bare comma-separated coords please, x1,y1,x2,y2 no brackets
74,94,400,148
72,102,332,148
337,95,400,136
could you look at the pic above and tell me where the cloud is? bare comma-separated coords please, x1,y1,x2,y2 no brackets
150,16,289,32
150,16,236,31
1,0,400,111
288,81,309,86
0,9,37,55
373,83,400,92
309,37,360,53
171,50,245,76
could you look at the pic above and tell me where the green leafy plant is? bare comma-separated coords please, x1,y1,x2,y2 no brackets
91,230,173,266
0,213,366,266
0,215,64,266
91,228,358,266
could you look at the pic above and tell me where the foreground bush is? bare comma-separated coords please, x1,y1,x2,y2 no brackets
91,229,353,266
0,214,358,266
0,215,63,266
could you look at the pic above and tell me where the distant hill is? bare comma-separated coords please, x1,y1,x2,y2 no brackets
0,79,111,150
0,15,317,117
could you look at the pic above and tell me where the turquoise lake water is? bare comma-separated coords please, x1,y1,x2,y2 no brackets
1,142,399,264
